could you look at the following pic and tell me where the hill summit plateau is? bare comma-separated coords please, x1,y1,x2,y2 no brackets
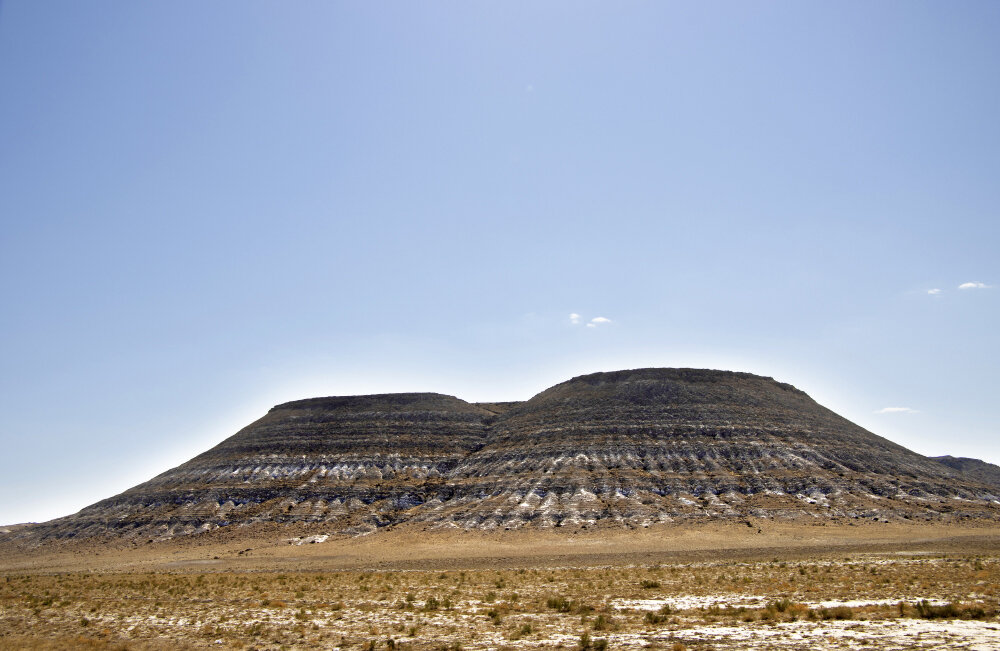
12,368,1000,542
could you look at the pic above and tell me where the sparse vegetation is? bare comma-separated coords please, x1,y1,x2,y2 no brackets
546,595,573,612
816,605,854,620
1,551,998,649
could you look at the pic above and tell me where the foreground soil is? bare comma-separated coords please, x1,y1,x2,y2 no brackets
2,521,999,649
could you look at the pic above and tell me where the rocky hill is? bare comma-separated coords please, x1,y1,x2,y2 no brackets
11,369,1000,543
931,456,1000,490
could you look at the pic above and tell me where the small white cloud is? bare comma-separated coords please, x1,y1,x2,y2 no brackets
927,288,942,295
876,407,917,414
574,315,612,328
958,281,990,290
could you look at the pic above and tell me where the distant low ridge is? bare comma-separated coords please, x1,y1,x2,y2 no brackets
9,368,1000,543
931,456,1000,489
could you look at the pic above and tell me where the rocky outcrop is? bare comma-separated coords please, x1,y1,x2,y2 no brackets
12,369,1000,542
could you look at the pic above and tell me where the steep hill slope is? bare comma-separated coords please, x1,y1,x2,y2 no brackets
425,369,996,528
26,393,490,540
10,369,999,543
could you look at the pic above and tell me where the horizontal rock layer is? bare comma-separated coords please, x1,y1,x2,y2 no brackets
18,369,1000,541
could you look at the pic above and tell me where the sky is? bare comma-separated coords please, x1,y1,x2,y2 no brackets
1,2,998,526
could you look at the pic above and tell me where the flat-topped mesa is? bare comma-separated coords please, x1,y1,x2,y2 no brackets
15,368,1000,542
34,392,491,540
203,392,489,464
170,391,489,476
546,367,808,394
431,368,996,529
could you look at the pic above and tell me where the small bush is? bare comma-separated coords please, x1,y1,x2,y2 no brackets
592,614,612,631
964,606,987,619
640,579,661,589
547,596,572,612
915,600,960,619
817,606,853,620
644,611,668,625
787,603,810,620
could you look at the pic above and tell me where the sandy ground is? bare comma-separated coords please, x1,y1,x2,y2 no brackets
4,520,1000,573
2,520,999,649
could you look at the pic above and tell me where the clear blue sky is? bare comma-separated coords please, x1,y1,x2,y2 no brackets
1,2,997,525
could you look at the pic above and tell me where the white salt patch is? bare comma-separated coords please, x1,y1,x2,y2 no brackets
613,595,953,612
664,618,1000,649
812,598,948,609
612,594,768,611
286,534,329,546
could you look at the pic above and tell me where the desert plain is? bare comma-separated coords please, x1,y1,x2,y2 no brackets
2,520,1000,650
